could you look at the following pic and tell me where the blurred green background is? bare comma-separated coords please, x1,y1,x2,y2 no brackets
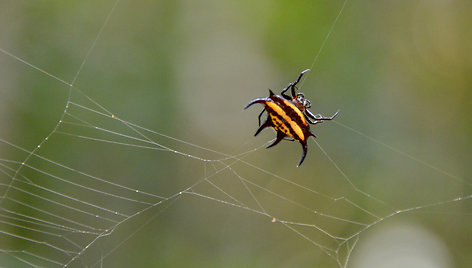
1,0,471,267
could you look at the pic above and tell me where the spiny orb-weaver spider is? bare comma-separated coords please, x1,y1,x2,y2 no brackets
244,69,339,167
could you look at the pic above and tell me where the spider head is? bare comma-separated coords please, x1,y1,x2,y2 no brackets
295,93,312,109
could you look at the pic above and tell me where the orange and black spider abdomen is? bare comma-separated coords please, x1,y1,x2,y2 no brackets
264,91,311,142
244,69,339,167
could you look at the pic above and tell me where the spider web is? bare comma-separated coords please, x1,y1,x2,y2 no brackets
1,0,471,267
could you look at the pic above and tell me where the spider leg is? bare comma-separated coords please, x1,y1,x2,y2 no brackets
280,82,298,99
257,109,266,126
267,131,286,149
254,117,272,136
294,69,310,86
281,83,293,99
283,137,295,141
291,85,298,99
290,69,310,97
280,69,310,99
306,109,339,124
306,115,320,125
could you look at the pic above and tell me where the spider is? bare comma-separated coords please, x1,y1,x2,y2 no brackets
244,69,339,166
